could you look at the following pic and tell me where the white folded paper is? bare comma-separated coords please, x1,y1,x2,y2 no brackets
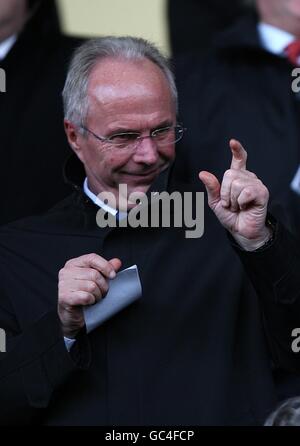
291,165,300,195
83,265,142,333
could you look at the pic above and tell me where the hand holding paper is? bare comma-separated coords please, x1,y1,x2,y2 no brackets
84,265,142,333
57,253,122,338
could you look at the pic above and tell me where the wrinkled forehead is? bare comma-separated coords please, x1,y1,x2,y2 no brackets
87,57,173,108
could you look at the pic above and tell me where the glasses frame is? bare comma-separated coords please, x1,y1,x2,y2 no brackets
80,124,186,149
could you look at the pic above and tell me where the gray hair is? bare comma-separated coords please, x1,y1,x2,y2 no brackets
62,36,178,127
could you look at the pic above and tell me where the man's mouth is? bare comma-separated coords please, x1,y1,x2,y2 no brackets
121,170,159,179
122,164,168,179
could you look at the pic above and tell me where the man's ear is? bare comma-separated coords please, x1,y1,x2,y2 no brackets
64,119,85,162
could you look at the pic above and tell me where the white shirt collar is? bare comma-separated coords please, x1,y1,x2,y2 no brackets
0,35,17,61
83,178,118,216
258,22,295,56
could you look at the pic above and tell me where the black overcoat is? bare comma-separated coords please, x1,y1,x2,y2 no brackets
0,156,299,426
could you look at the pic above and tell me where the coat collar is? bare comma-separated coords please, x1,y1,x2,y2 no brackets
214,14,263,53
211,14,292,69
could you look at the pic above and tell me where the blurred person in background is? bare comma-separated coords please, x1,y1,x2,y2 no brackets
174,0,300,215
173,0,300,402
168,0,247,57
0,0,83,225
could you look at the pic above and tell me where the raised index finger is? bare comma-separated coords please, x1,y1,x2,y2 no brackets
229,139,247,170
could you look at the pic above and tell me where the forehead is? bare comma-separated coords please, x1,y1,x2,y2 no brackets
87,57,174,115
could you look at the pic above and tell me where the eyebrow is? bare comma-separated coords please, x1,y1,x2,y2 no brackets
107,120,174,136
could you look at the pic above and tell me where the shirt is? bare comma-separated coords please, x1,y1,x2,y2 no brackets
258,22,295,57
0,35,17,61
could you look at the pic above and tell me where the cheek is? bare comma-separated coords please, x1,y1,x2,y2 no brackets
106,152,132,172
86,145,117,169
159,145,176,161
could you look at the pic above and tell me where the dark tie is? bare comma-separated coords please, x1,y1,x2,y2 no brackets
285,40,300,66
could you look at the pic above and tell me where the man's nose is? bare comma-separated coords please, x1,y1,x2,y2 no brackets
132,136,159,165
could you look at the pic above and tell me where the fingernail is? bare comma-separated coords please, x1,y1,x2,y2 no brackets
221,200,228,207
109,270,116,279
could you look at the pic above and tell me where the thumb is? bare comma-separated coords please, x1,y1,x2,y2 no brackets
199,171,221,208
109,258,122,274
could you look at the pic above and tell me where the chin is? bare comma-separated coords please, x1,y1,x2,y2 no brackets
129,183,152,196
115,183,151,211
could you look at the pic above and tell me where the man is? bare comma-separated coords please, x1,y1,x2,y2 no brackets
0,0,83,225
0,36,298,426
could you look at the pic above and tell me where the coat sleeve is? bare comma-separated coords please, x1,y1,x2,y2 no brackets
0,298,90,425
231,220,300,373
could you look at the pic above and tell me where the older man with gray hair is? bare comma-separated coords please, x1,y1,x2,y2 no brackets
0,35,299,426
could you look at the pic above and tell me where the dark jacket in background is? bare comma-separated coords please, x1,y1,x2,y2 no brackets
174,15,300,228
0,0,83,225
173,14,300,400
0,155,299,425
234,220,300,375
168,0,248,57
